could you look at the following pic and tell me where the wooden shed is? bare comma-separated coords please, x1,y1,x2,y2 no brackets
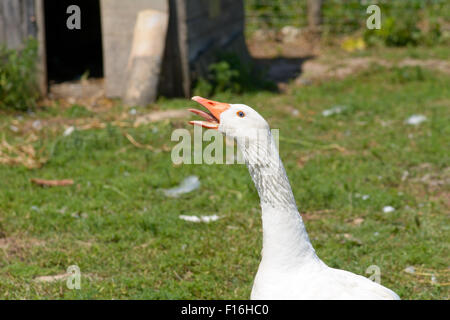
0,0,249,102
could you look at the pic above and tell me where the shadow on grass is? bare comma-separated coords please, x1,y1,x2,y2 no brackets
253,55,315,84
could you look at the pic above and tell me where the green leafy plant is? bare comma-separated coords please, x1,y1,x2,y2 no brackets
193,52,275,96
193,77,214,97
194,60,241,97
209,61,241,94
364,16,422,47
0,38,39,111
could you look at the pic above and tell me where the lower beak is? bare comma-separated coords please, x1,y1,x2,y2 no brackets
188,96,230,129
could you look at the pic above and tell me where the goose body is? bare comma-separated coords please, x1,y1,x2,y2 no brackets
189,96,400,300
252,261,399,300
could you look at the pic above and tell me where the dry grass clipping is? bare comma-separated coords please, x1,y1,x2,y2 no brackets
0,136,47,169
31,178,74,187
123,132,170,153
404,266,450,286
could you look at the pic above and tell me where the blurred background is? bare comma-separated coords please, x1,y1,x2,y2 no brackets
0,0,449,299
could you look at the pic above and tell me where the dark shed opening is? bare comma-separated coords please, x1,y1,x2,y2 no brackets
44,0,103,84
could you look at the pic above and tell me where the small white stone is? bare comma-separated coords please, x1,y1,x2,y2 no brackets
405,115,426,125
162,176,200,198
281,26,301,43
322,105,346,117
179,214,220,223
179,215,201,223
32,120,42,130
401,171,409,181
431,275,437,283
200,215,220,223
63,126,75,136
58,207,67,214
404,266,415,274
383,206,395,213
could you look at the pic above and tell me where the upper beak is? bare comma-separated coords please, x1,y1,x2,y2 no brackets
188,96,230,129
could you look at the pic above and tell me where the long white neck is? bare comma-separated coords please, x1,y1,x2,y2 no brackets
236,130,321,269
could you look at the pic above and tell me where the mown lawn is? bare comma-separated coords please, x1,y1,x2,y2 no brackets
0,49,449,299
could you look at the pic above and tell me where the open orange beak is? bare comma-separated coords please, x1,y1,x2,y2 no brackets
188,96,230,129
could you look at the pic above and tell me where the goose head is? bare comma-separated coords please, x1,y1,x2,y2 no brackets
188,96,269,141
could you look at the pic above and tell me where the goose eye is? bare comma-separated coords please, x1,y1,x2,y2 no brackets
237,111,245,118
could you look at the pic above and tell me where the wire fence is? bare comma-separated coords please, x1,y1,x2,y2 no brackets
244,0,450,34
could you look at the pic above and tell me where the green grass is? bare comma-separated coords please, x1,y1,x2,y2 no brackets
0,55,449,299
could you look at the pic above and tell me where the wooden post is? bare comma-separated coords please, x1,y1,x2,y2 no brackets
123,9,169,106
35,0,47,95
307,0,323,31
158,0,190,98
175,0,190,98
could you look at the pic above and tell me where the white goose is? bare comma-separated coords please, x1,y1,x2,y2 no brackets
188,96,400,300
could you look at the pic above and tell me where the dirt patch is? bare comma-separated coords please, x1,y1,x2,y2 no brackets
134,109,189,127
247,33,319,85
302,209,335,221
298,57,450,83
400,164,450,211
399,58,450,74
298,57,450,82
48,78,108,110
0,236,46,258
247,31,320,59
247,38,450,85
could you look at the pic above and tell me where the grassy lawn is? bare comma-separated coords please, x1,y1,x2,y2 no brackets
0,49,449,299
